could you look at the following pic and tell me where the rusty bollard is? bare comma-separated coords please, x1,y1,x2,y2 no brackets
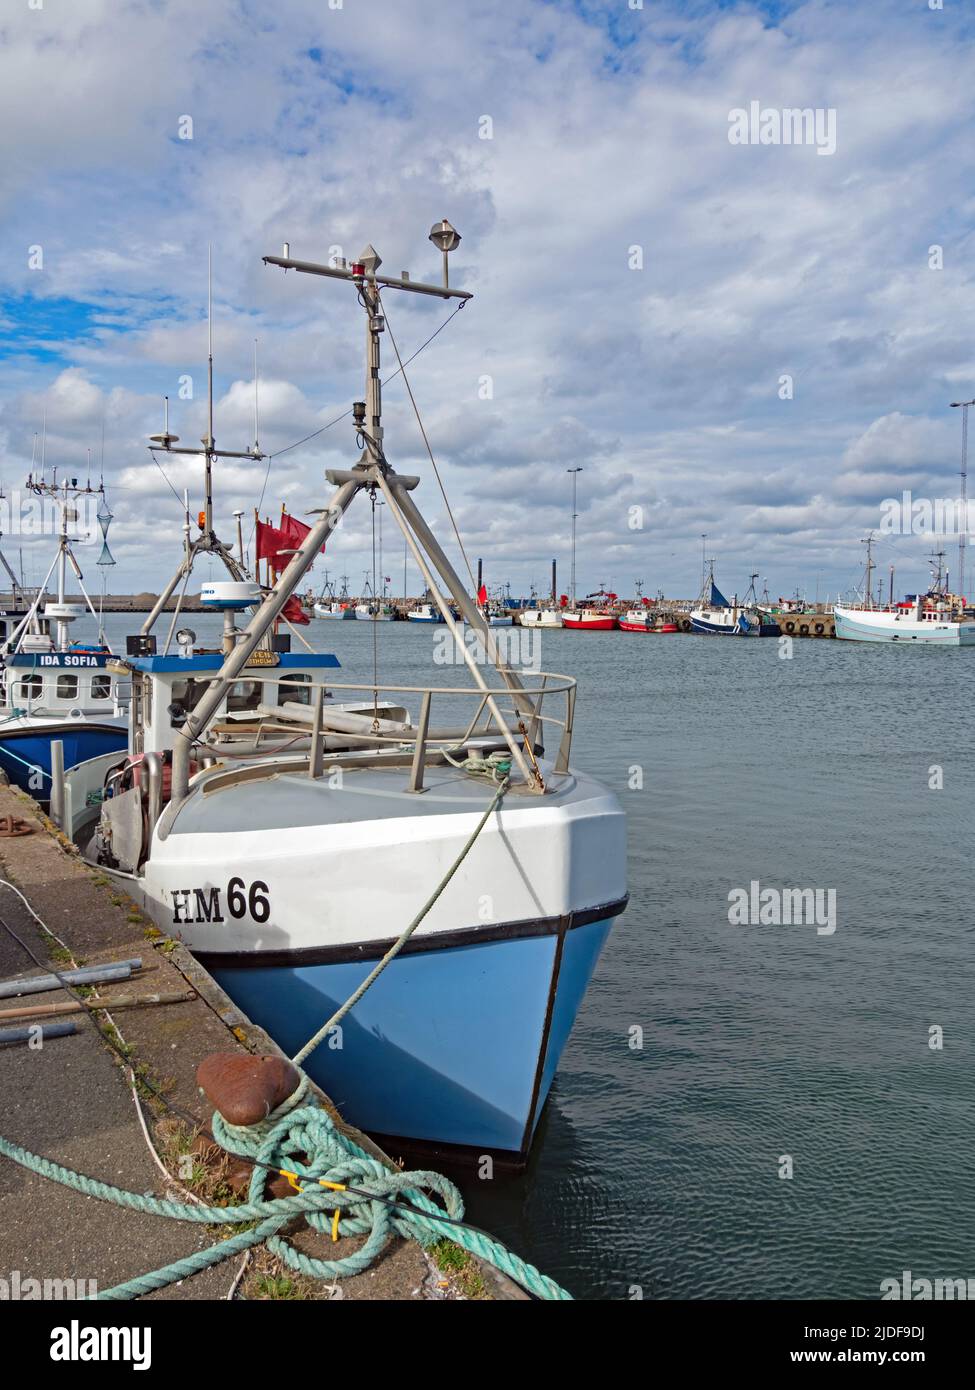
196,1053,303,1198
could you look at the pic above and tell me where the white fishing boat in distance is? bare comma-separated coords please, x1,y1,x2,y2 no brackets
834,542,975,644
519,607,563,628
834,597,975,644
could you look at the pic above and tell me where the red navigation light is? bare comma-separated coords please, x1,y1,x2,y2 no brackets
351,263,365,277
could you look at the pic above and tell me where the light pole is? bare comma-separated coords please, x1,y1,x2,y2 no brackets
950,398,975,602
567,467,582,609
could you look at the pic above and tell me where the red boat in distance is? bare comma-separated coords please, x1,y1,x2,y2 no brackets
562,589,618,630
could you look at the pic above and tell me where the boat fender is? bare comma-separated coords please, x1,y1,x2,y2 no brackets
785,620,796,634
681,619,691,632
814,622,825,635
799,624,809,636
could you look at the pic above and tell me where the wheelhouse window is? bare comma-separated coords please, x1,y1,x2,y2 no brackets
17,674,42,701
168,679,211,728
56,674,79,700
278,673,311,707
227,679,262,713
91,674,112,700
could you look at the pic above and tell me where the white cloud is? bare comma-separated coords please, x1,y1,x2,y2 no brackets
0,0,973,599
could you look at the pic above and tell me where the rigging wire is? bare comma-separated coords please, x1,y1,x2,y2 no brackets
377,290,478,595
247,298,468,550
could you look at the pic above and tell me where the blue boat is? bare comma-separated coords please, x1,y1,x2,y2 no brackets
0,652,128,796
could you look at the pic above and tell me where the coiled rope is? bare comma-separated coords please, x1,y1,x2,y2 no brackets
0,1084,570,1300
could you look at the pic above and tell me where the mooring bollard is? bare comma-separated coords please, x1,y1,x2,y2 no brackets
196,1053,304,1198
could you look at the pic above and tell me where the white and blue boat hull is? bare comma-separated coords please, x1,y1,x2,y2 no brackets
97,758,627,1162
204,910,616,1157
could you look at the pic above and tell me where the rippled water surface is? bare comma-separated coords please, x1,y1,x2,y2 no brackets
93,614,975,1298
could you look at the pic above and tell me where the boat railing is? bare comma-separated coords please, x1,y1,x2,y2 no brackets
191,667,577,798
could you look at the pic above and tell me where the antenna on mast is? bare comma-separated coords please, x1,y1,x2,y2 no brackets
252,338,261,456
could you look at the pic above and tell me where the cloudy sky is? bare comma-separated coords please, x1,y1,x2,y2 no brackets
1,0,973,603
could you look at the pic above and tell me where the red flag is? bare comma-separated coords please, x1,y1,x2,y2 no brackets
281,594,310,626
280,508,326,555
256,519,288,570
476,584,487,605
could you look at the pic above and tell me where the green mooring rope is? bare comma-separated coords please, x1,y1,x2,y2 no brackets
0,1091,570,1300
0,774,573,1300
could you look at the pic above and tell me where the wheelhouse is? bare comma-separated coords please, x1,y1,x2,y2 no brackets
0,651,129,715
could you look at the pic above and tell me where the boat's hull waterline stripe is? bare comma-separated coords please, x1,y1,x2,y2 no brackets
208,911,619,1158
192,895,627,968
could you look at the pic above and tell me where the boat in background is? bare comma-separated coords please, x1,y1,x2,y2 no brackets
407,598,447,623
563,589,618,631
563,609,617,631
834,549,975,645
691,566,779,637
354,577,395,621
314,574,356,619
834,597,975,644
0,473,129,795
518,583,562,627
519,607,563,628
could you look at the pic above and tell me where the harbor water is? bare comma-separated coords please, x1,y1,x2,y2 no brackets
80,613,975,1299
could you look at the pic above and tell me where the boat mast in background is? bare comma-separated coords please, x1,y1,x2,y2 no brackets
141,247,265,638
860,533,875,607
567,466,582,609
950,397,974,602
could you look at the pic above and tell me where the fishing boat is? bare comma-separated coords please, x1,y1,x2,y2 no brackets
0,474,129,795
618,584,671,632
834,548,975,645
562,586,618,631
406,599,446,624
58,225,627,1164
354,577,395,621
465,587,513,627
834,597,975,644
690,566,779,637
314,574,356,619
617,609,650,631
315,600,355,619
519,607,563,628
517,583,562,627
562,609,616,631
355,601,395,621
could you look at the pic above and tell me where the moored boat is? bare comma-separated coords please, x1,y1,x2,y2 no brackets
59,224,628,1163
834,596,975,645
0,475,128,795
562,609,617,631
518,607,563,628
690,566,779,637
